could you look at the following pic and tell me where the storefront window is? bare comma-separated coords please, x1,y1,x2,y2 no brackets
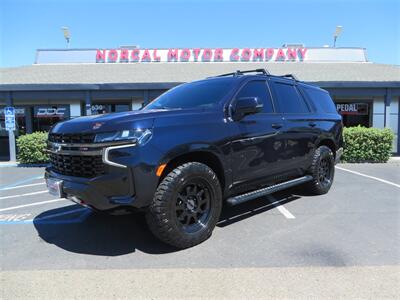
33,105,70,132
115,104,130,112
90,103,130,115
336,102,371,127
91,104,110,115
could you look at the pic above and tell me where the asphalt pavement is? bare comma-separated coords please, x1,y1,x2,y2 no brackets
0,163,399,299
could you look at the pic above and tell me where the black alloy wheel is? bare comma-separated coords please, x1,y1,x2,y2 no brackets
175,180,212,234
318,156,333,188
146,162,222,249
306,145,335,195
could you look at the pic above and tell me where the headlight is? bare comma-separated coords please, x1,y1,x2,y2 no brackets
94,128,152,145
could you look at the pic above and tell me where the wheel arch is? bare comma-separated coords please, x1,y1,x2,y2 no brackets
317,138,337,158
159,150,226,191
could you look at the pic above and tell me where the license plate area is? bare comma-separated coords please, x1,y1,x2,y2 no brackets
46,178,63,198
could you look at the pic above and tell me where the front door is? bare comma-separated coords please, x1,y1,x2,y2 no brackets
229,80,287,193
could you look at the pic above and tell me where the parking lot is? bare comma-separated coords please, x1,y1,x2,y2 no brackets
1,163,399,298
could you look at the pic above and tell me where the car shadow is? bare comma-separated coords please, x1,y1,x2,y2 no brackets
33,205,177,256
34,187,310,256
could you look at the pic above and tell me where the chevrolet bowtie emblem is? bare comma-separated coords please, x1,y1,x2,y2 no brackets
92,122,104,130
53,143,62,153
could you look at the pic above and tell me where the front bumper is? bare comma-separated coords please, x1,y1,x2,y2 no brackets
45,167,136,211
45,136,163,211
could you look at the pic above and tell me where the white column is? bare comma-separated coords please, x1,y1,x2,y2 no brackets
70,101,82,118
372,97,385,128
131,99,143,110
388,97,399,153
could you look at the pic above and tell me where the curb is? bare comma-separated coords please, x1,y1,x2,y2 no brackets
388,157,400,163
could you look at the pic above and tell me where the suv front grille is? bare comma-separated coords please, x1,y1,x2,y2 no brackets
49,153,105,178
49,133,95,144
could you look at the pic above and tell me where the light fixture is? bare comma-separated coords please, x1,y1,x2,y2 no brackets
61,27,71,48
333,25,343,47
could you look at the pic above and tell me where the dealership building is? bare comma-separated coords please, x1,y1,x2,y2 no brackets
0,46,399,160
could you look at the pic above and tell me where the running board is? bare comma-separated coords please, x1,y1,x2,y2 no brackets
226,175,313,206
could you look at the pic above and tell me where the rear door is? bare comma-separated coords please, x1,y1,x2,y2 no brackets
299,84,344,151
269,78,318,171
229,79,287,193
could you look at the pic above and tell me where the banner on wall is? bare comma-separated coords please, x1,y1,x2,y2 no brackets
34,106,70,118
336,103,369,115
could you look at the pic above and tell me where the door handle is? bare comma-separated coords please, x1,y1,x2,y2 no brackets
308,122,317,127
271,123,283,129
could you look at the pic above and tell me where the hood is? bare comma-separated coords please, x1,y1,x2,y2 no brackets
51,109,179,134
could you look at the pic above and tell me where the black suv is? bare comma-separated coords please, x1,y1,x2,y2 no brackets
45,69,343,248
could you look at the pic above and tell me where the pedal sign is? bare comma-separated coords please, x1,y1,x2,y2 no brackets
4,106,16,131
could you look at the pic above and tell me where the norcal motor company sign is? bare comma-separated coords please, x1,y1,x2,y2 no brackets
95,48,308,63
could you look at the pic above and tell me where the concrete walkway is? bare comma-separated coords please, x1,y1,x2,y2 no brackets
3,266,399,299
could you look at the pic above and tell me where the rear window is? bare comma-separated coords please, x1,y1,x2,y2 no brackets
301,86,337,113
272,82,310,113
144,78,235,110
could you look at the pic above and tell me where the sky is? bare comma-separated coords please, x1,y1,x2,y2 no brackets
0,0,399,67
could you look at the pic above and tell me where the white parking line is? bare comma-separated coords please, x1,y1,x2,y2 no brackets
275,205,296,219
0,199,67,212
336,166,400,189
267,195,296,219
0,182,46,191
0,190,49,200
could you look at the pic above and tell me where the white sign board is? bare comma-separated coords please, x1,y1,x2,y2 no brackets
35,47,368,64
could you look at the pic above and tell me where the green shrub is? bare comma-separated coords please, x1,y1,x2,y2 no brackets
342,126,394,163
17,132,49,164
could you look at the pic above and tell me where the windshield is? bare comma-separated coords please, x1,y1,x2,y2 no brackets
144,78,235,110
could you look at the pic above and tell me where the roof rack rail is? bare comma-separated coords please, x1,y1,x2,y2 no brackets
215,68,270,77
281,74,299,81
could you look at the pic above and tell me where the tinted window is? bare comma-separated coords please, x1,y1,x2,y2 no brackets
301,86,337,113
236,81,274,113
144,78,235,110
273,82,310,113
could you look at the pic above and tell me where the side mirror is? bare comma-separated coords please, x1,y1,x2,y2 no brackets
231,97,263,121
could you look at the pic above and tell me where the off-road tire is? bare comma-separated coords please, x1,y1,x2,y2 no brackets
306,145,335,195
146,162,222,249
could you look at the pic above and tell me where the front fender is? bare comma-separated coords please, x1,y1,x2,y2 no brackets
160,143,226,165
